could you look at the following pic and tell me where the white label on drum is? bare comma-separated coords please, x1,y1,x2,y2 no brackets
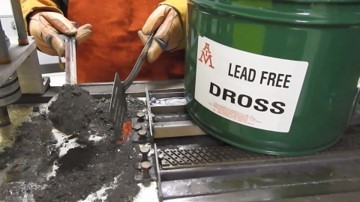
194,36,308,133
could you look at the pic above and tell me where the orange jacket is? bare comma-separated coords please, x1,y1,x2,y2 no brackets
21,0,186,83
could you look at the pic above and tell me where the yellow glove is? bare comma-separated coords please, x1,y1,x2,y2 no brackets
138,4,185,63
29,12,92,56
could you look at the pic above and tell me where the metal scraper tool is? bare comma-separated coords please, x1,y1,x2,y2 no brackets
110,32,156,141
64,36,77,85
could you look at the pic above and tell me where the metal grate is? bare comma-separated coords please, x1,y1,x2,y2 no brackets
158,133,360,170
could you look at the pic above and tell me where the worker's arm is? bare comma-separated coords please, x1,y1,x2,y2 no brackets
21,0,92,56
21,0,62,20
139,0,187,63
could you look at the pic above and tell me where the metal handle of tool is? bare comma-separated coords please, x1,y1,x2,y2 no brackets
123,32,155,89
65,36,77,85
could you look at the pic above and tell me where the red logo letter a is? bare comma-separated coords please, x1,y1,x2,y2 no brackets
198,43,214,68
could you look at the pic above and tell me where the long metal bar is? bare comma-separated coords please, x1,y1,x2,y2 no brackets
146,86,155,139
163,191,360,202
10,0,29,46
153,143,164,201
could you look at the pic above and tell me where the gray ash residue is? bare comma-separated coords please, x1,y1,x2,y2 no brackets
0,84,145,202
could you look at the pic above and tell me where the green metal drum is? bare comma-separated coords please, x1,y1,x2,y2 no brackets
185,0,360,155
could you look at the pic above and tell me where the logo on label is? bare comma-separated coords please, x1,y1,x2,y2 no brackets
198,42,214,68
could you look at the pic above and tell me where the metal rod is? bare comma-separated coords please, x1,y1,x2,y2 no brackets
10,0,29,46
145,86,155,139
0,21,11,64
0,106,11,127
65,36,77,84
123,32,155,89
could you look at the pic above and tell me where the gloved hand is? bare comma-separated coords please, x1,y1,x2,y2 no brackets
29,12,92,56
138,5,185,63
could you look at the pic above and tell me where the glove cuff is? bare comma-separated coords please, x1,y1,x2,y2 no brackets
22,0,63,33
160,0,187,26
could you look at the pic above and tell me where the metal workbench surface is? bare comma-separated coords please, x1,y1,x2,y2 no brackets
1,81,360,202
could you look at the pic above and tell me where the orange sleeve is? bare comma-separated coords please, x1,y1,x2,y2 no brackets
20,0,62,31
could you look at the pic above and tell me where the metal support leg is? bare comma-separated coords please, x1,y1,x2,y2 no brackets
17,51,50,94
0,21,11,64
0,73,22,123
0,106,11,127
10,0,29,46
